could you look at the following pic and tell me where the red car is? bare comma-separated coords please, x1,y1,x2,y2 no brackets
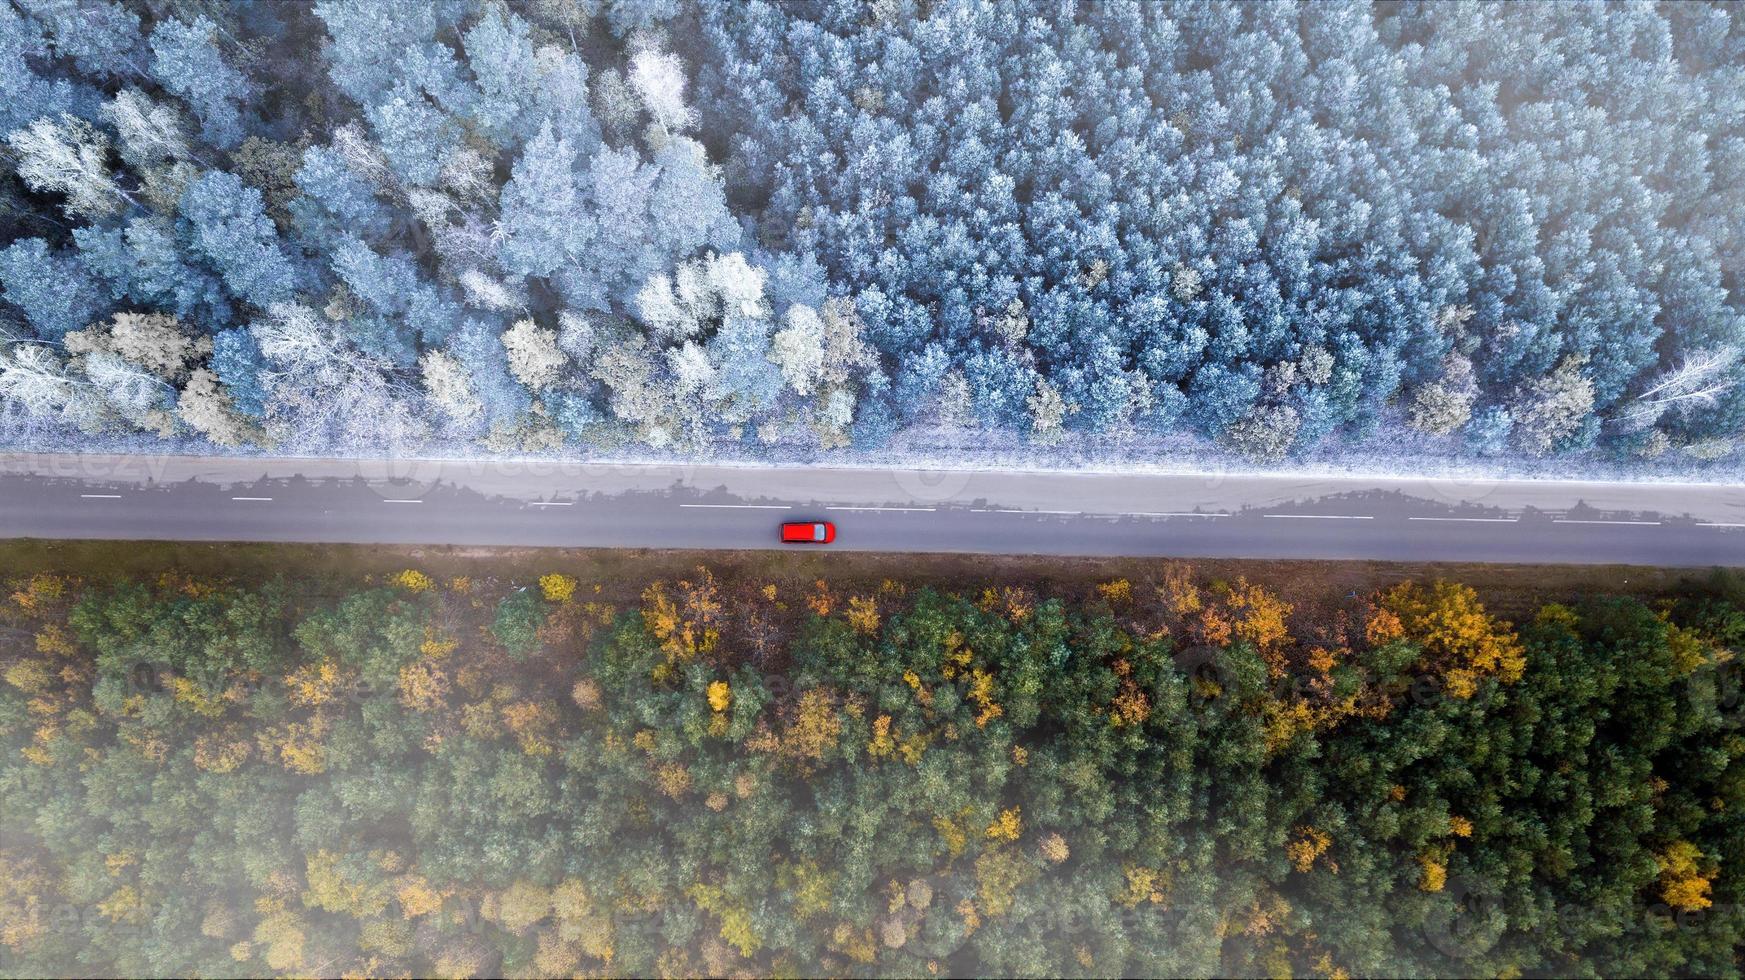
781,520,836,544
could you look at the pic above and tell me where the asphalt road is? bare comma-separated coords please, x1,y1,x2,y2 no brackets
0,452,1740,566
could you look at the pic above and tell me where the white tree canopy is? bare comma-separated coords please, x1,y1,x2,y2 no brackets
7,115,123,218
628,49,694,134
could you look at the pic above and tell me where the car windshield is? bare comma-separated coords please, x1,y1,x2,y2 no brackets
813,525,826,541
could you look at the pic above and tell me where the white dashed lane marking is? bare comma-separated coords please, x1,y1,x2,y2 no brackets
679,503,792,509
1263,513,1373,520
971,508,1082,515
1408,516,1516,522
826,506,936,512
382,499,423,504
1553,518,1660,525
79,494,121,499
231,496,273,501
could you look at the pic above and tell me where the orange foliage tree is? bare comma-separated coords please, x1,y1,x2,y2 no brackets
1375,581,1524,698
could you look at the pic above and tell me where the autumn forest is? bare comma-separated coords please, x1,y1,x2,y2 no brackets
1,560,1741,977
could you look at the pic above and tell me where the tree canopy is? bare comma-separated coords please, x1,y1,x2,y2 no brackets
1,0,1740,466
2,561,1740,976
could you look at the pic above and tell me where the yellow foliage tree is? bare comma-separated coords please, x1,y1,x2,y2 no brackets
967,668,1003,728
533,929,581,975
641,568,724,667
252,908,308,972
193,729,252,773
1158,562,1203,620
285,660,343,708
1657,840,1714,912
830,922,878,963
956,898,981,935
845,595,880,634
1378,581,1525,697
97,884,142,924
1197,605,1234,647
432,938,487,978
538,879,614,964
806,579,834,617
501,700,558,755
985,806,1022,842
273,719,328,774
973,847,1034,917
1226,577,1294,676
0,854,52,950
747,688,843,766
1417,852,1447,893
1038,833,1070,864
1663,620,1710,676
1365,604,1404,645
493,880,552,934
1097,578,1133,606
33,624,75,657
171,676,227,718
419,627,458,659
932,807,974,857
395,875,445,918
8,574,69,614
655,762,693,799
359,918,412,958
1287,826,1332,872
303,850,392,917
1109,678,1150,727
867,714,896,759
570,677,603,711
539,573,578,603
397,661,449,713
777,859,836,921
687,883,762,958
1241,890,1292,936
3,659,53,696
391,569,434,592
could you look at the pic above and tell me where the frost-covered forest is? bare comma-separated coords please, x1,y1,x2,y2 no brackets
3,561,1742,976
1,0,1742,468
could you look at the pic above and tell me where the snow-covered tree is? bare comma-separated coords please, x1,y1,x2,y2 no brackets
149,16,251,149
176,367,258,447
180,171,296,309
65,312,208,382
1027,376,1069,446
0,342,87,422
628,48,695,135
770,304,826,395
7,114,123,218
420,348,482,424
502,318,567,390
1408,355,1479,436
496,122,588,281
1618,348,1741,429
1514,356,1596,456
0,239,109,339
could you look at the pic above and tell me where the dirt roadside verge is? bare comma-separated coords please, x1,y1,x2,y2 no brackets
4,539,1734,627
